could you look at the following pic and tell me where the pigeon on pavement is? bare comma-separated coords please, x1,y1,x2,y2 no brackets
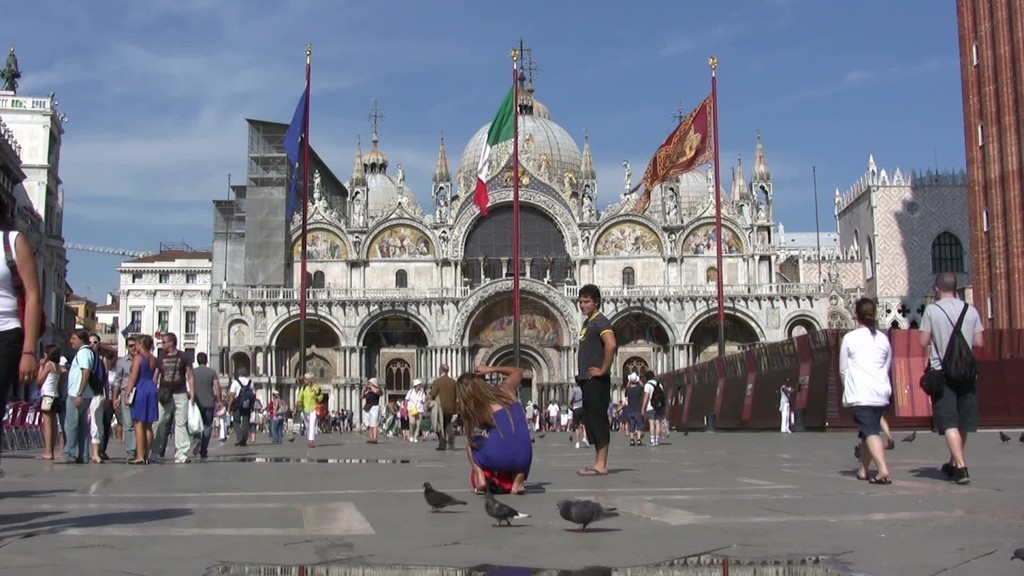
1012,548,1024,561
998,431,1011,444
1020,432,1024,444
902,431,916,443
484,492,530,527
556,499,618,532
423,482,467,512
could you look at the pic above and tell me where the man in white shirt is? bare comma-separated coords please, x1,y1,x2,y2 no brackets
61,329,94,464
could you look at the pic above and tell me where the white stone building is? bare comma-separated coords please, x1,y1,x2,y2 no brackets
210,81,839,414
117,249,213,360
779,156,970,330
0,48,70,347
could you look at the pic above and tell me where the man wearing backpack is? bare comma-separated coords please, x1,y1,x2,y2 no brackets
228,367,255,447
643,370,665,446
919,272,984,485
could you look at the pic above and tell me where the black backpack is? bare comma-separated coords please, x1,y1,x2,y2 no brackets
935,303,979,390
649,381,666,411
87,348,106,395
237,382,256,414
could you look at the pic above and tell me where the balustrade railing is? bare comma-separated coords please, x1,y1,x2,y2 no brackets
220,282,823,304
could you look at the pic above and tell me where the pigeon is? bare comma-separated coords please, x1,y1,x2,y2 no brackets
422,482,467,512
999,431,1011,444
1012,548,1024,561
556,499,619,532
537,433,546,439
484,492,530,527
683,431,689,436
288,437,295,443
1020,432,1024,444
853,444,862,460
902,431,916,443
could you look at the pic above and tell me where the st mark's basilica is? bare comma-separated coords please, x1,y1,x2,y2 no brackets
211,79,843,411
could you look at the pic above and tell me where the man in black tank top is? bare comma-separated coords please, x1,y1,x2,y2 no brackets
575,284,618,476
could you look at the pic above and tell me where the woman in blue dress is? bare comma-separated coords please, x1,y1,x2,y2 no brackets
458,365,533,495
126,335,159,464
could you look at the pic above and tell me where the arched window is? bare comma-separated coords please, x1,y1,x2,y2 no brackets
304,272,313,289
395,269,408,288
312,271,325,289
931,232,964,273
622,267,635,286
386,358,412,392
706,267,718,283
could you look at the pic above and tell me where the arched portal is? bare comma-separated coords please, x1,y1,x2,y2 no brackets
785,316,819,339
688,313,760,363
273,317,342,381
621,355,649,387
230,352,251,377
611,312,671,347
486,345,546,404
361,314,429,386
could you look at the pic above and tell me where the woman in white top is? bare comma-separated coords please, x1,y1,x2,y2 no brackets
0,223,43,472
35,344,61,459
405,380,426,442
839,297,893,484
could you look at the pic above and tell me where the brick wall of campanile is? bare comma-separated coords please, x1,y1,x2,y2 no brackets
957,0,1024,330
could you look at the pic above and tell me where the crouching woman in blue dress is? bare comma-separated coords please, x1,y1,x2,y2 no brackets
458,365,533,495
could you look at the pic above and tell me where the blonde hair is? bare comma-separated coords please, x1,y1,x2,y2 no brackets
456,373,516,448
136,334,154,352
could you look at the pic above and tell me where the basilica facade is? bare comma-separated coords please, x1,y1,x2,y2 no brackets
211,85,836,411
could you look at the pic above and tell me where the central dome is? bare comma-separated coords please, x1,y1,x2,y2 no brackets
457,114,582,191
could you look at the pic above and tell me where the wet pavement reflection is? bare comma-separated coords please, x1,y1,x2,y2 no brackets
213,457,414,464
207,554,849,575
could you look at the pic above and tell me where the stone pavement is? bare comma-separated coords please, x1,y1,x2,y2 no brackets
1,428,1023,576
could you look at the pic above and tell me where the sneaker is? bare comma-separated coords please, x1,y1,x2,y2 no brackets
952,467,970,485
940,462,955,479
575,442,580,449
629,439,636,447
174,456,191,464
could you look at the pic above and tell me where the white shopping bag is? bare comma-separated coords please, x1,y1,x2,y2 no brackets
187,400,203,434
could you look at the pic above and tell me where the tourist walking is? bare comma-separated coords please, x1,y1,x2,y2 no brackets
430,365,457,450
362,377,383,444
61,329,95,464
919,272,984,485
35,344,61,460
840,297,894,484
112,337,137,461
191,352,221,458
575,284,617,476
154,333,195,463
298,374,322,447
406,379,426,442
0,218,42,474
126,335,159,465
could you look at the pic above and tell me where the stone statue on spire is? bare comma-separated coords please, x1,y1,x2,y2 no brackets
1,44,22,94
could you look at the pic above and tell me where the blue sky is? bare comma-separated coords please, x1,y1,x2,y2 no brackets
7,0,964,300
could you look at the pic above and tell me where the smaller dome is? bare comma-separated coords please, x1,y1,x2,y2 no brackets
364,130,388,174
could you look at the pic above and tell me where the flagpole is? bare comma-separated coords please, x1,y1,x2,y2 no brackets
710,56,726,358
512,45,522,369
299,43,312,377
813,165,822,285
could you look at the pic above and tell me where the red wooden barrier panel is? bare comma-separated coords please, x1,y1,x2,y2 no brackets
661,329,1024,431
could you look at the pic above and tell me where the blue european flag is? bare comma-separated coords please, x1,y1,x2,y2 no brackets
284,87,308,223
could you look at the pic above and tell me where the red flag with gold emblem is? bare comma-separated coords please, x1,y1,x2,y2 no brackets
632,93,715,213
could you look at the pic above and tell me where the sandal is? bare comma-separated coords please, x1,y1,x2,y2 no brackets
868,476,892,485
577,466,609,476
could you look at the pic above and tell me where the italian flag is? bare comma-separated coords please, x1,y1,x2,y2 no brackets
474,87,516,216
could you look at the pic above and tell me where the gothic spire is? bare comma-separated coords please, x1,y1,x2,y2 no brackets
732,155,746,201
351,136,367,186
752,130,771,182
581,130,596,180
433,132,450,183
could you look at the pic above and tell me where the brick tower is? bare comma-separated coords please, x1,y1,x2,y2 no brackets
956,0,1024,330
